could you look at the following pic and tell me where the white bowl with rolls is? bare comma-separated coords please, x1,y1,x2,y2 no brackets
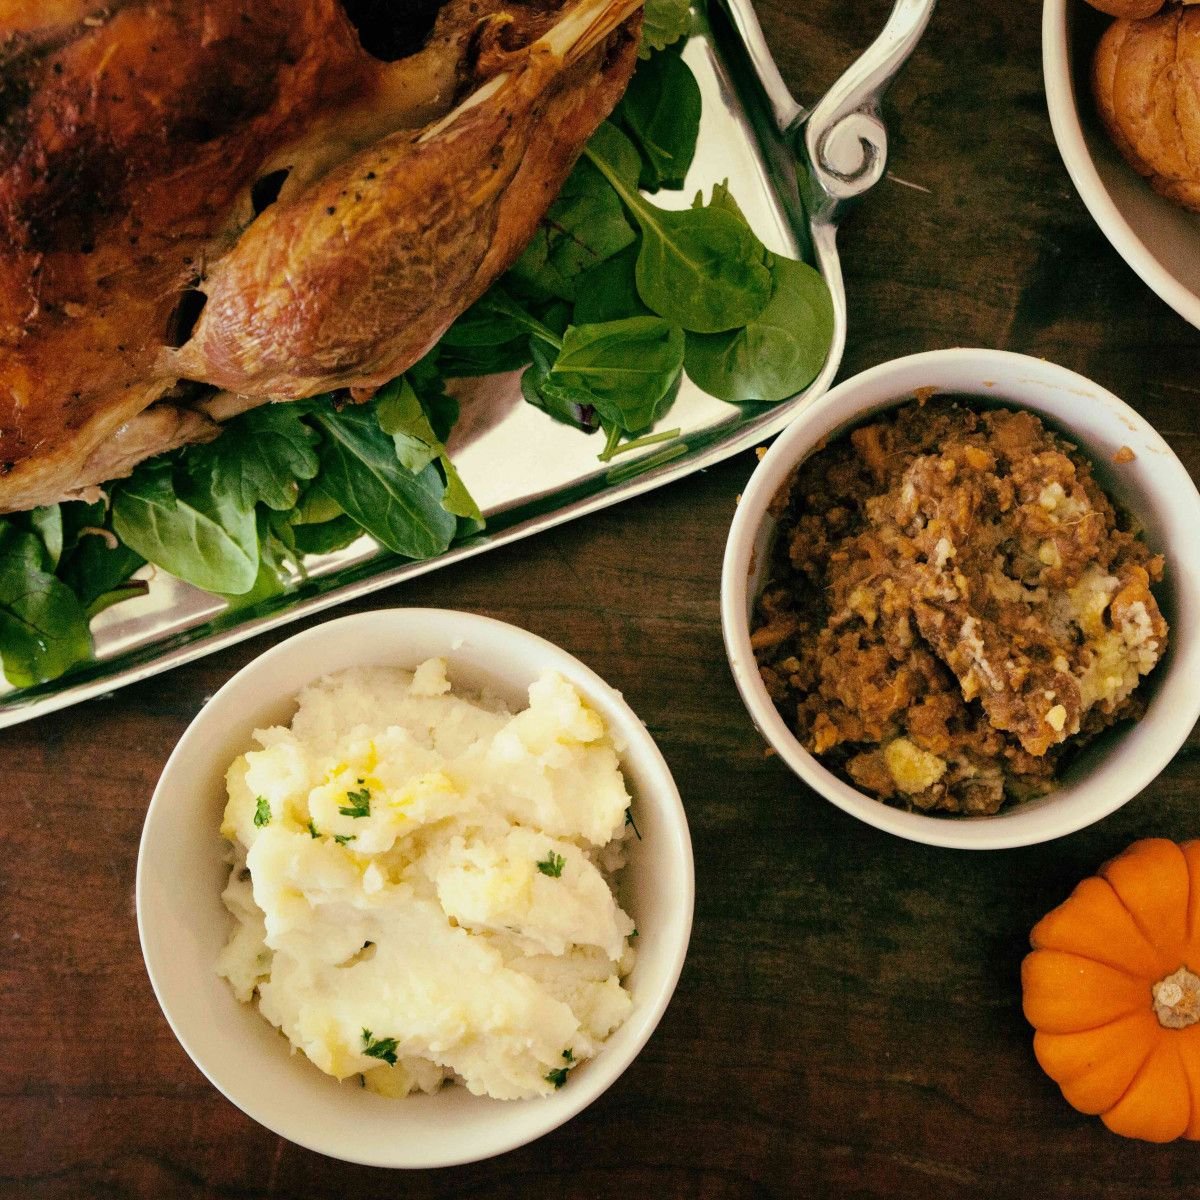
136,608,693,1168
722,348,1200,850
1043,0,1200,328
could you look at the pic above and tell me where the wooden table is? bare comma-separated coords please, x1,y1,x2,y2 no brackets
4,2,1199,1196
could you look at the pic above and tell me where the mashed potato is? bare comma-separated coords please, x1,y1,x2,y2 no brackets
217,659,637,1100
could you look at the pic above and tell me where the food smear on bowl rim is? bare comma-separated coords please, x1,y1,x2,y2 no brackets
217,658,637,1100
751,397,1168,815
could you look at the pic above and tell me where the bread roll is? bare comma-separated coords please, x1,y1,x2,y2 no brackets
1092,6,1200,211
1085,0,1164,17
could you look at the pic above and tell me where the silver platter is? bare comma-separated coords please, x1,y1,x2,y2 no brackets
0,0,936,729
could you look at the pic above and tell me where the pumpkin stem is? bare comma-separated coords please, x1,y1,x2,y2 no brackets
1152,966,1200,1029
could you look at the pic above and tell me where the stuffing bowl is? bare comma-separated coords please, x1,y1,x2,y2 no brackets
721,348,1200,849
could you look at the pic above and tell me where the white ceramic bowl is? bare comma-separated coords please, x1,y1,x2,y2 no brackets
722,348,1200,850
1043,0,1200,328
137,609,693,1168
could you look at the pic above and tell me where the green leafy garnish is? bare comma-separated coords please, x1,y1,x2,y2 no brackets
309,404,458,559
333,833,356,847
376,378,480,522
437,297,547,378
57,502,145,607
545,1066,570,1089
30,505,63,570
361,1029,398,1066
640,0,691,57
85,579,150,620
545,316,684,435
683,254,834,402
537,851,566,878
291,514,364,557
253,796,271,828
112,459,260,595
510,161,636,302
599,427,682,463
617,50,701,190
338,787,371,819
188,405,319,513
520,339,577,428
572,244,650,325
306,819,320,839
584,124,772,334
0,523,92,687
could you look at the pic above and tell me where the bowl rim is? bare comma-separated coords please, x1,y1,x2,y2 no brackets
1041,0,1200,329
721,347,1200,850
136,607,695,1168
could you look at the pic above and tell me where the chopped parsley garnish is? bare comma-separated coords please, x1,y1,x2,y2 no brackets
252,796,271,827
545,1048,575,1087
536,851,566,878
333,833,357,846
339,786,371,818
306,819,320,839
625,807,641,840
361,1028,398,1066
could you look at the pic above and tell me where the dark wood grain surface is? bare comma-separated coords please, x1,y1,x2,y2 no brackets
4,2,1199,1197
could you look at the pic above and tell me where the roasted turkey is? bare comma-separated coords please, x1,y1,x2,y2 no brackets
0,0,642,513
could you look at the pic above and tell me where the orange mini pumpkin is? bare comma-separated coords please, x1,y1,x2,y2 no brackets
1022,838,1200,1142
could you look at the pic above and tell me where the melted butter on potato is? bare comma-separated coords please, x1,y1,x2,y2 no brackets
216,659,636,1100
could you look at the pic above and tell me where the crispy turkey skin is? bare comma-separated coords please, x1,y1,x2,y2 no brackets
0,0,642,512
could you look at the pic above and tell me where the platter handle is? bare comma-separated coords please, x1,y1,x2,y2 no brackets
804,0,937,211
715,0,937,216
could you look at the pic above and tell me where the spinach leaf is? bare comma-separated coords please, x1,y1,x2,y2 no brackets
509,162,636,301
520,339,598,431
309,405,457,559
186,404,319,513
438,336,532,378
0,523,92,687
617,51,701,190
572,244,651,325
220,557,288,609
86,579,150,620
438,298,533,376
58,501,145,607
706,179,749,221
292,488,343,527
477,288,566,354
640,0,691,57
584,125,771,333
683,254,835,402
30,505,63,569
376,378,481,521
377,382,438,476
405,352,459,443
545,317,684,434
111,459,260,595
260,508,300,576
584,121,645,195
292,515,364,557
439,298,526,350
